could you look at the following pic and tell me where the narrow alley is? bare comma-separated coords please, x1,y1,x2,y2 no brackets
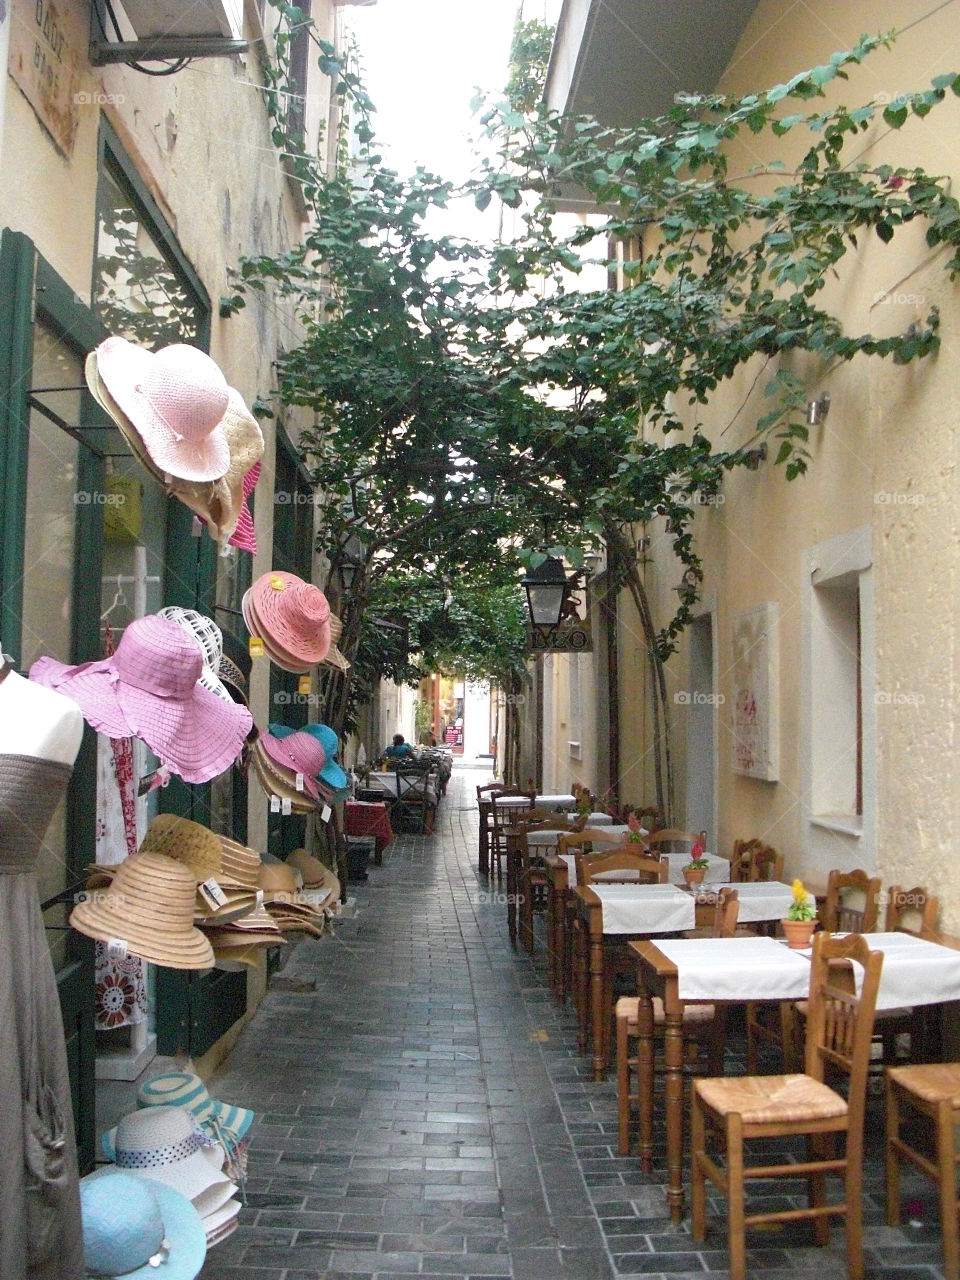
199,770,941,1280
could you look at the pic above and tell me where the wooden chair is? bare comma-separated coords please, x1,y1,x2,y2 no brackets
822,867,883,932
574,847,668,886
745,843,783,882
873,886,940,1064
886,1061,960,1280
615,887,740,1156
476,781,506,876
749,868,883,1074
516,814,585,953
691,932,884,1280
646,828,700,853
551,829,627,1000
729,838,763,882
571,848,670,1069
489,789,535,880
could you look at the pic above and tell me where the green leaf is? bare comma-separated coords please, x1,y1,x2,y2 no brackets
875,221,894,243
882,104,909,128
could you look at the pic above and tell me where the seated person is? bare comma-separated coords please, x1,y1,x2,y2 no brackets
384,733,414,760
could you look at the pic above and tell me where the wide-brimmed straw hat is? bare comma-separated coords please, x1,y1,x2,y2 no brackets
139,814,223,882
246,572,332,668
227,461,260,555
324,613,351,673
30,615,252,784
258,862,329,923
217,836,261,889
248,744,318,814
80,1171,206,1280
286,849,340,905
85,351,166,485
157,608,232,703
94,338,231,484
100,1107,233,1211
256,731,321,801
270,722,349,792
70,851,215,970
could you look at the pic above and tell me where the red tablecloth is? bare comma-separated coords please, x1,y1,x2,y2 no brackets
344,801,394,860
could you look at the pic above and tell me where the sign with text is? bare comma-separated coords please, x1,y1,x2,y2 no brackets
525,623,592,653
10,0,81,157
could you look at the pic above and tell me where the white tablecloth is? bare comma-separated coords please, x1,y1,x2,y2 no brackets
560,849,728,887
652,931,960,1010
494,793,577,811
706,880,812,923
591,884,695,935
368,772,439,805
655,936,813,1001
528,823,631,851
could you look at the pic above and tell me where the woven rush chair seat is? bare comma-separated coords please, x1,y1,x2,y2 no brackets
615,887,739,1156
886,1060,960,1280
695,1072,849,1124
691,932,884,1280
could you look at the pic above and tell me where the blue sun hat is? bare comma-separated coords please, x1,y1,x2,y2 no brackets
269,722,349,792
80,1170,206,1280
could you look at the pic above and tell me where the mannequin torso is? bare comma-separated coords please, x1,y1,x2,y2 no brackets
0,661,83,764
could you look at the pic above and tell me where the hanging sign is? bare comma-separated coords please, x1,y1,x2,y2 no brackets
9,0,82,158
525,622,592,653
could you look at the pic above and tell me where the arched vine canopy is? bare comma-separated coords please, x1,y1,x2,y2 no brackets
227,3,960,808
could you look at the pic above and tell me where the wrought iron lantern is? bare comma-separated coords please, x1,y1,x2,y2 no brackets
522,556,572,628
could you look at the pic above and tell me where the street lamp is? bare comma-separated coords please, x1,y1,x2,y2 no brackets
337,533,366,593
522,556,571,628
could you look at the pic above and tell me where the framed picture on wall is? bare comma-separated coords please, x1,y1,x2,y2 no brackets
731,601,779,781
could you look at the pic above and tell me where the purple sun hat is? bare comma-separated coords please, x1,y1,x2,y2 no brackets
30,615,252,783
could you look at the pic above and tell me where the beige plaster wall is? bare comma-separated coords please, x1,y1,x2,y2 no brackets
638,0,960,924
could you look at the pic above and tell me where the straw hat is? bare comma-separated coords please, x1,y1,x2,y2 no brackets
94,338,231,484
258,862,328,924
249,738,321,811
79,1171,206,1280
228,460,261,555
247,572,332,668
30,615,253,785
70,851,215,970
323,614,351,673
241,587,324,675
135,1072,254,1152
270,722,349,793
248,749,316,815
287,849,340,903
174,390,264,547
218,836,261,889
85,352,166,485
102,1107,232,1208
139,814,223,883
217,655,248,705
213,944,270,972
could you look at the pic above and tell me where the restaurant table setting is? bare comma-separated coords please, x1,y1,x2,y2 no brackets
629,930,960,1222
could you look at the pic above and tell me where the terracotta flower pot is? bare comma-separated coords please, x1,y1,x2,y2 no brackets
683,867,706,888
781,918,816,949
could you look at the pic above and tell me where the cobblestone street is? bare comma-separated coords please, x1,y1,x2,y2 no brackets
200,770,945,1280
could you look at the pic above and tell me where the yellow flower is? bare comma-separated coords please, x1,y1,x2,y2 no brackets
791,877,807,903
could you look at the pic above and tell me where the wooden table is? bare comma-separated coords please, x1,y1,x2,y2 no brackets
572,883,699,1080
630,932,960,1222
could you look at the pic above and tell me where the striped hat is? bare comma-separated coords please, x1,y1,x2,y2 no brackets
135,1072,254,1150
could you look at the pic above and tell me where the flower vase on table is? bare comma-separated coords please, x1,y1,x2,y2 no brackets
781,877,817,948
682,837,709,889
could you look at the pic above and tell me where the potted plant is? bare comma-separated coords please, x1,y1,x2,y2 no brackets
781,878,817,948
682,856,710,888
625,812,647,844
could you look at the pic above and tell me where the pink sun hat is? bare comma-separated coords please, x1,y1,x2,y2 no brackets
95,337,231,484
228,460,261,554
248,572,332,668
30,616,253,783
256,731,321,800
